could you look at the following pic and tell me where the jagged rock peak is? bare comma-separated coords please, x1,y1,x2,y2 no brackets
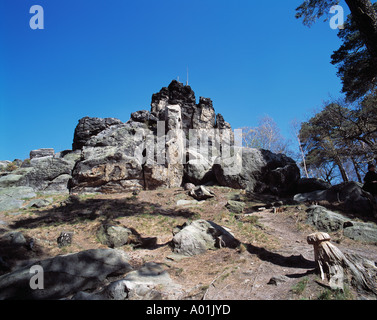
151,80,230,133
151,80,196,113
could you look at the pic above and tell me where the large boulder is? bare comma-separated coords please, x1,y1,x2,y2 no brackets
0,249,133,300
296,178,331,194
343,222,377,244
213,147,300,195
306,205,350,232
294,182,377,217
305,206,377,244
171,220,240,256
184,148,218,185
0,187,37,211
20,156,74,193
97,224,133,248
70,121,150,193
72,262,182,300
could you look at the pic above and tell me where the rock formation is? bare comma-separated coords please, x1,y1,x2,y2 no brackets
68,80,300,195
0,80,301,202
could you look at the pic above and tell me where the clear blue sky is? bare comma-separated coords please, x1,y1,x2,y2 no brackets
0,0,349,161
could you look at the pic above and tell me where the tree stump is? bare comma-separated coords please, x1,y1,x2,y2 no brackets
307,232,377,297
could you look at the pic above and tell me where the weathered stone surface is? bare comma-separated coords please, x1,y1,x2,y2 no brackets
29,148,55,159
72,117,123,151
305,205,377,243
151,80,196,133
0,150,79,195
213,147,300,195
183,183,196,191
72,262,181,300
184,148,217,185
0,187,37,211
21,157,74,193
0,161,11,171
306,205,350,232
171,220,239,256
0,249,133,300
97,224,132,248
295,182,376,217
226,200,246,214
70,122,150,193
343,222,377,244
131,110,158,124
192,97,216,130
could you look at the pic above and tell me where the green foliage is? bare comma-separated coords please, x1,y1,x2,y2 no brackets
331,3,377,101
291,277,309,295
295,0,339,26
317,285,354,300
297,1,377,101
299,94,377,183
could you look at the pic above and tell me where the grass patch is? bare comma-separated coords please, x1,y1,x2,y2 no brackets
291,277,309,295
317,286,354,300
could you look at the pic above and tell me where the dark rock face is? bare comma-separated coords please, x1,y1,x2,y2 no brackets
151,80,197,132
296,178,331,194
130,110,158,124
213,147,300,196
0,249,132,300
72,117,123,151
294,181,377,217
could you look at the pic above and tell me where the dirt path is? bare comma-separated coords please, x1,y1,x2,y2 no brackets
1,187,376,300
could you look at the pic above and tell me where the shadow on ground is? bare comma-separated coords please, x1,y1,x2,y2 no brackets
8,195,197,231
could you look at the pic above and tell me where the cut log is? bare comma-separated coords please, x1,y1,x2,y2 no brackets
307,232,377,297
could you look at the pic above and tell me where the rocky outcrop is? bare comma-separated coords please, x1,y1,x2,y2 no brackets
0,249,132,300
29,148,55,159
306,205,350,232
213,147,300,196
1,80,301,197
295,182,377,217
72,262,182,300
305,205,377,244
0,187,36,211
70,121,149,193
72,117,123,151
0,150,80,197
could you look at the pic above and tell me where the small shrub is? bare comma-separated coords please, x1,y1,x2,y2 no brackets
5,162,18,172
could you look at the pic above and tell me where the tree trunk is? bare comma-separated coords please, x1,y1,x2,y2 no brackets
345,0,377,62
334,156,349,182
351,157,363,183
307,232,377,297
